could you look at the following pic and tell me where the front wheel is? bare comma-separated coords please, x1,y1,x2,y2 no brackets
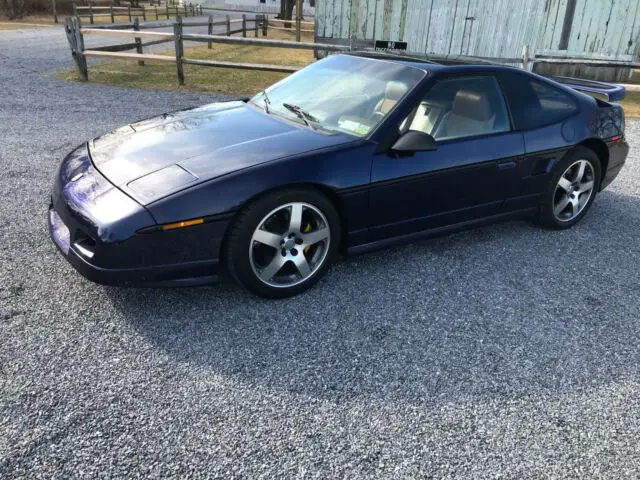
224,188,341,298
538,147,601,230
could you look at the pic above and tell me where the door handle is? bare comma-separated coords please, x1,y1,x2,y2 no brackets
497,161,517,170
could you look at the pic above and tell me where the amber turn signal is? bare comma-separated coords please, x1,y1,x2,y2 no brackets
160,218,205,231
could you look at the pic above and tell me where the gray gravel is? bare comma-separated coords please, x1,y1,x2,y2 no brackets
2,26,640,479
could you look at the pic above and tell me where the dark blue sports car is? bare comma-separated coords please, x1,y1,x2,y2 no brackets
49,53,628,297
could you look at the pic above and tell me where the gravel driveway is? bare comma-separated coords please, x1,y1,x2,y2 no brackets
1,26,640,479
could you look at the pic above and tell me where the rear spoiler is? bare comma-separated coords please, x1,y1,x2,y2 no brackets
547,75,626,102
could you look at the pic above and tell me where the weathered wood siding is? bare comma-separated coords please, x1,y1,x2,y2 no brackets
535,0,640,81
538,0,640,59
317,0,640,80
317,0,543,61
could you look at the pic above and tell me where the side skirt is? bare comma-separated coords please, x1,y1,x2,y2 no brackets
347,207,538,256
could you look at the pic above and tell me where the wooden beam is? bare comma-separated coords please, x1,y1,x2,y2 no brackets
73,16,88,80
89,42,138,52
174,16,185,85
76,6,141,10
533,57,640,68
83,50,176,61
182,58,299,73
180,33,349,51
133,17,144,66
77,13,112,17
81,28,174,40
295,0,301,42
268,25,314,33
267,18,314,26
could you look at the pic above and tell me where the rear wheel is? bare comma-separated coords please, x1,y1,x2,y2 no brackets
224,188,341,298
538,147,601,229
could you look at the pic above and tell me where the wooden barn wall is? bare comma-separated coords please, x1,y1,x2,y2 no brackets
535,0,640,82
316,0,543,61
316,0,640,81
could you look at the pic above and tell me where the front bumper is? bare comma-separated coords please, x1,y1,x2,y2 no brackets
48,145,227,287
48,223,220,287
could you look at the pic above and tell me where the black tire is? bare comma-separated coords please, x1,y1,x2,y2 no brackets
538,146,601,230
224,187,341,298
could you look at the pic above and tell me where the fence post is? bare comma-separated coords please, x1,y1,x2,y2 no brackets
133,17,144,66
142,7,146,21
242,14,246,37
72,16,88,80
174,16,185,86
89,2,94,24
52,0,58,23
183,4,187,17
109,3,114,22
166,3,169,19
226,14,230,36
295,0,301,42
207,15,213,49
262,14,267,36
254,15,258,37
72,2,77,16
155,5,158,20
521,44,534,71
128,5,131,22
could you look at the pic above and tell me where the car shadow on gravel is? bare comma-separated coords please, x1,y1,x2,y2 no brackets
106,190,640,405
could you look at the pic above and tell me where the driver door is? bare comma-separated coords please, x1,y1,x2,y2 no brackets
368,74,525,241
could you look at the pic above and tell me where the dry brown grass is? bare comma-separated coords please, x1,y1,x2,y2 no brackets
621,92,640,118
0,14,58,29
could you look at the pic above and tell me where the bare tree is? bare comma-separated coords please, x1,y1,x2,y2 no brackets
1,0,30,19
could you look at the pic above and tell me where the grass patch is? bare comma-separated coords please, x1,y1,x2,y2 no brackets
621,91,640,118
58,30,315,96
0,15,58,29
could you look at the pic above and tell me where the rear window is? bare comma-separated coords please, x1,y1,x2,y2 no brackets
499,72,579,130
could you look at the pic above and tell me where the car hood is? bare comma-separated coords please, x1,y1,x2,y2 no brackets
89,101,355,205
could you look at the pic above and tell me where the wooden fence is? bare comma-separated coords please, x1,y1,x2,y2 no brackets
72,2,203,24
197,4,314,42
64,15,349,85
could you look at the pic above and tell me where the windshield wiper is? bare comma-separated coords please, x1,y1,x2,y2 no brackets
282,103,319,130
258,90,271,114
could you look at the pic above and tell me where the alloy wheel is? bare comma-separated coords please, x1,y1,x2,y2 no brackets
249,202,331,288
553,159,596,222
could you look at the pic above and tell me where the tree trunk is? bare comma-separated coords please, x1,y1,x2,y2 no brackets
279,0,294,18
279,0,294,27
1,0,28,19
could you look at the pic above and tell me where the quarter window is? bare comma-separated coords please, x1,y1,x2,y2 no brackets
498,72,579,130
402,76,511,141
530,79,579,124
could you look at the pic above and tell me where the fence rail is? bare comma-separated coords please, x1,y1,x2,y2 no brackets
72,2,204,24
362,44,640,72
64,15,346,85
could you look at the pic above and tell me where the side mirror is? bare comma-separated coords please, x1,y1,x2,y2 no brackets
391,131,438,153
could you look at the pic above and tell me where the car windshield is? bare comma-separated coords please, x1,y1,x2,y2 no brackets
250,55,425,137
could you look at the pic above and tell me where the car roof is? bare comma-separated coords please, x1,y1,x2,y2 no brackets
346,51,523,76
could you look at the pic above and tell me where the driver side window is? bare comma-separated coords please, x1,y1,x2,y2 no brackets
402,75,511,141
